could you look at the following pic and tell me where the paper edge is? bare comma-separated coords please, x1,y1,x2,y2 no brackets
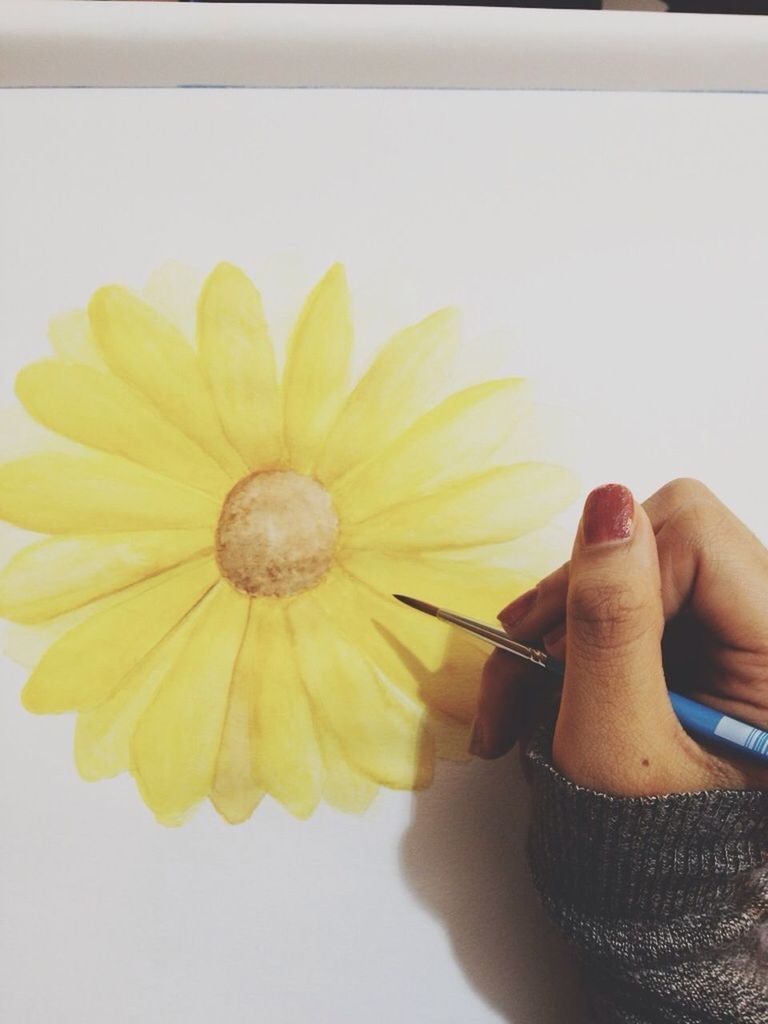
2,2,768,92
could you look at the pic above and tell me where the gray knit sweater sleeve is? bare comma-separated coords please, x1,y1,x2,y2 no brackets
525,725,768,1023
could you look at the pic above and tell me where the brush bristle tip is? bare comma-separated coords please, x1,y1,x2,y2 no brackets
392,594,439,616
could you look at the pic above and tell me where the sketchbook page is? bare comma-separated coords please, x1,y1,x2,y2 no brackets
1,88,767,1024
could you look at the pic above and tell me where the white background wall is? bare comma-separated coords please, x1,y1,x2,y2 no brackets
1,88,767,1023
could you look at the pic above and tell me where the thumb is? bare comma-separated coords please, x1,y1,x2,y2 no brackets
553,483,683,795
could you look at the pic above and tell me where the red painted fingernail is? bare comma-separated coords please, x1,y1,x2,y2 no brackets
469,717,487,757
583,484,634,545
498,587,537,627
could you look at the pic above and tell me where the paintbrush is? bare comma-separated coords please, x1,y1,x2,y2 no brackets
393,593,768,765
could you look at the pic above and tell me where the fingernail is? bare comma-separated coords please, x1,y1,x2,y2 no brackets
583,484,634,545
498,587,537,628
469,717,487,757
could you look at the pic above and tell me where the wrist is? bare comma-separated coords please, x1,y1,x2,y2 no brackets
551,704,749,798
527,719,768,923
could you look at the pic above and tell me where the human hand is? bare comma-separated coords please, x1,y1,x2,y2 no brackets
470,478,768,795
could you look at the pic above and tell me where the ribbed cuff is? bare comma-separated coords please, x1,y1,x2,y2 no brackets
525,721,768,924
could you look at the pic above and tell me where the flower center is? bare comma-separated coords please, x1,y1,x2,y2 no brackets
215,471,339,597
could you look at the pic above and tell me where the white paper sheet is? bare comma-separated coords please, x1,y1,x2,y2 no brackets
1,87,767,1024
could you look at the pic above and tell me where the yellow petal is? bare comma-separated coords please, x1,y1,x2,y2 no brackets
48,309,105,369
340,548,538,625
427,713,473,762
287,593,434,790
4,574,166,670
75,599,207,781
313,569,485,723
2,548,209,670
0,408,90,470
142,262,200,340
16,360,231,498
437,523,572,578
0,530,213,625
331,379,532,522
341,542,559,745
0,452,220,534
131,583,249,826
0,522,34,579
319,727,377,814
22,557,220,713
210,603,265,825
344,463,579,552
197,263,283,470
282,264,353,474
249,603,325,819
315,308,459,485
88,285,247,479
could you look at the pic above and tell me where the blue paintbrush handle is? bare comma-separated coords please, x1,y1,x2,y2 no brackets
668,692,768,765
543,655,768,765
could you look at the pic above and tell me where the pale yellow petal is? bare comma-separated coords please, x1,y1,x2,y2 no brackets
319,727,377,814
340,541,563,748
313,569,485,724
427,713,473,762
287,594,434,790
436,523,572,578
0,407,84,463
75,599,207,781
331,379,532,523
0,530,213,625
16,360,231,498
22,557,219,713
197,263,283,470
249,603,325,819
142,262,201,340
340,549,537,625
344,463,579,552
282,264,352,474
0,452,220,534
48,309,106,369
0,522,35,579
315,308,459,485
88,285,247,479
4,572,171,670
210,602,265,825
131,583,249,826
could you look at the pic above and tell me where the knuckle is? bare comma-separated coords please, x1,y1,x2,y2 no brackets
660,481,767,584
659,477,717,506
668,501,730,556
568,579,652,651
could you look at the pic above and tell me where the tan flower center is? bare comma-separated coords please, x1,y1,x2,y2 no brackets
215,471,338,597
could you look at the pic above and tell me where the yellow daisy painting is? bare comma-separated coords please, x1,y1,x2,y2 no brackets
0,262,577,826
